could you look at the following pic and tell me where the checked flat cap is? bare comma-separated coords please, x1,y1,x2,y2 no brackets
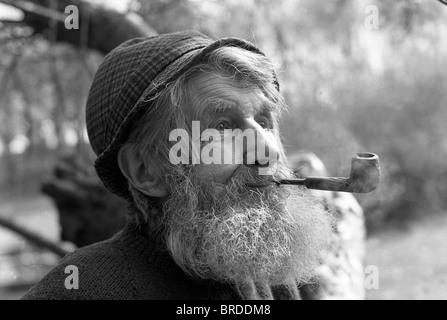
86,30,276,200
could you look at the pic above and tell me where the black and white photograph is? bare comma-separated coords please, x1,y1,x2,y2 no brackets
0,0,446,302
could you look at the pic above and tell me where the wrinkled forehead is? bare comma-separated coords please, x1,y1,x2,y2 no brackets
186,71,279,118
185,73,283,121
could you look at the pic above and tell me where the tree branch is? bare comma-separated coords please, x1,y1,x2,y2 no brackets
0,0,157,54
0,215,71,258
1,0,65,22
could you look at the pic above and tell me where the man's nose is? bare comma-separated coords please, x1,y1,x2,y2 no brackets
242,119,280,168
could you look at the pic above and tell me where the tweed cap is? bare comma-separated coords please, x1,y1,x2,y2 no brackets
86,30,276,201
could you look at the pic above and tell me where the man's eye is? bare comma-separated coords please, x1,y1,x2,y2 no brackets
213,120,232,131
256,117,270,129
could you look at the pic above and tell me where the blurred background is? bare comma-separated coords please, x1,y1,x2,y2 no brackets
1,0,447,299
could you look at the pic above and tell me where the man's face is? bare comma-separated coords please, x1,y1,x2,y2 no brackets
158,71,333,299
185,72,282,183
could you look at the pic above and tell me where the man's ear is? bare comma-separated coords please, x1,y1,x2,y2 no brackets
117,144,169,197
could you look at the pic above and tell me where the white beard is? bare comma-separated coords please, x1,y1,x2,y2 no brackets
160,164,333,299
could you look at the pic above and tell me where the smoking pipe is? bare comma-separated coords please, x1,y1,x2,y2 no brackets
275,152,380,193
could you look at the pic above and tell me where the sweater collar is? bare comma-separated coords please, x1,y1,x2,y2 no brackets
117,220,240,299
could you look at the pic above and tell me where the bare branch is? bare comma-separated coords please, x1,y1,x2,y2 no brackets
0,0,157,54
0,0,65,22
0,215,71,258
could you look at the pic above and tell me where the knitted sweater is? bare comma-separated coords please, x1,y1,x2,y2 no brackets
22,223,239,300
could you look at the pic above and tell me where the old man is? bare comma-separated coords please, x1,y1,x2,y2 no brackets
23,30,341,300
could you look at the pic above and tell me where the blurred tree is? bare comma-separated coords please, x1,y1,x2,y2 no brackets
0,45,23,185
0,0,157,246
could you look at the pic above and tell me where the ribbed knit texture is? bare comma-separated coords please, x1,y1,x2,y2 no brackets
22,223,239,300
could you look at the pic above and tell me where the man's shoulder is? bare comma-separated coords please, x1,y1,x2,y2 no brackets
21,226,225,300
22,231,136,300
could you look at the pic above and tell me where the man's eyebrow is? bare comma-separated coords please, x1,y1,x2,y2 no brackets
259,101,279,114
203,99,279,115
203,99,236,114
